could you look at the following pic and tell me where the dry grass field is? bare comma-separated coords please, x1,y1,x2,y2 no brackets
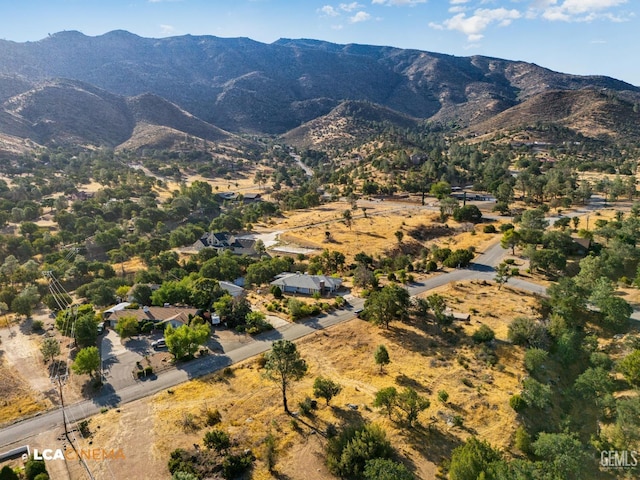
66,281,536,480
272,199,501,263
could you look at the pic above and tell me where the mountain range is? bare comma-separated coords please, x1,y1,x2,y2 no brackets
0,30,639,155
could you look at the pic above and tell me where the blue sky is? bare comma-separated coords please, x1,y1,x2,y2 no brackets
2,0,638,86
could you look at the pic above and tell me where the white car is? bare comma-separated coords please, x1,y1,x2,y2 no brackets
152,338,167,349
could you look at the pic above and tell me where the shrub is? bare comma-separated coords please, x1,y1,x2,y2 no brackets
167,449,196,476
472,325,495,343
0,466,19,480
222,452,253,479
438,390,449,403
202,407,222,426
31,320,44,332
483,224,497,234
326,424,393,478
140,321,154,333
298,396,315,416
524,348,548,374
203,429,230,452
24,457,48,480
515,425,532,454
510,394,527,412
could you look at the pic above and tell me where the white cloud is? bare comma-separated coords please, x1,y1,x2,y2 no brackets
350,11,372,22
371,0,427,5
319,5,340,16
530,0,629,22
159,24,177,34
562,0,627,14
436,8,521,41
340,2,362,12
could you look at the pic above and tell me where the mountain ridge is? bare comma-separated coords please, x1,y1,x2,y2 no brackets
0,30,638,153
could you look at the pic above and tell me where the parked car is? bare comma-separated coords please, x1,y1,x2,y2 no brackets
152,338,167,349
97,322,105,334
354,309,364,317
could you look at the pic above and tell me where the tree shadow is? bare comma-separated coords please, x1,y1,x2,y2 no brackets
401,423,463,466
329,405,366,428
91,382,121,407
395,373,431,395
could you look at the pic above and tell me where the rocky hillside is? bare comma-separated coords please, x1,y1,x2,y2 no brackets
0,31,639,154
0,76,251,155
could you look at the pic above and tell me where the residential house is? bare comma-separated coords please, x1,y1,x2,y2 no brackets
219,281,245,298
102,304,199,328
192,232,259,256
270,273,342,296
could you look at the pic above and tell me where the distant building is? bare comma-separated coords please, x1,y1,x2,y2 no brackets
193,232,259,256
217,192,262,203
270,273,342,295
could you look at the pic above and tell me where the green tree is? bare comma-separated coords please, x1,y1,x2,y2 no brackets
507,317,547,348
263,340,308,413
363,284,410,329
40,337,60,363
374,344,390,373
0,466,19,480
448,437,503,480
11,285,40,317
313,376,342,405
115,315,139,340
618,349,640,385
532,433,590,479
430,181,451,200
363,458,413,480
396,387,430,428
493,261,512,290
164,323,210,360
500,228,520,255
326,423,393,479
72,346,100,378
523,348,548,375
521,378,552,410
24,456,48,480
373,387,397,418
75,313,98,348
427,293,452,329
611,395,640,448
453,205,482,223
342,209,353,230
573,367,614,401
518,208,549,245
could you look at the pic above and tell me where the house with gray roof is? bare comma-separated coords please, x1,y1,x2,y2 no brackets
193,232,258,256
270,273,342,296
